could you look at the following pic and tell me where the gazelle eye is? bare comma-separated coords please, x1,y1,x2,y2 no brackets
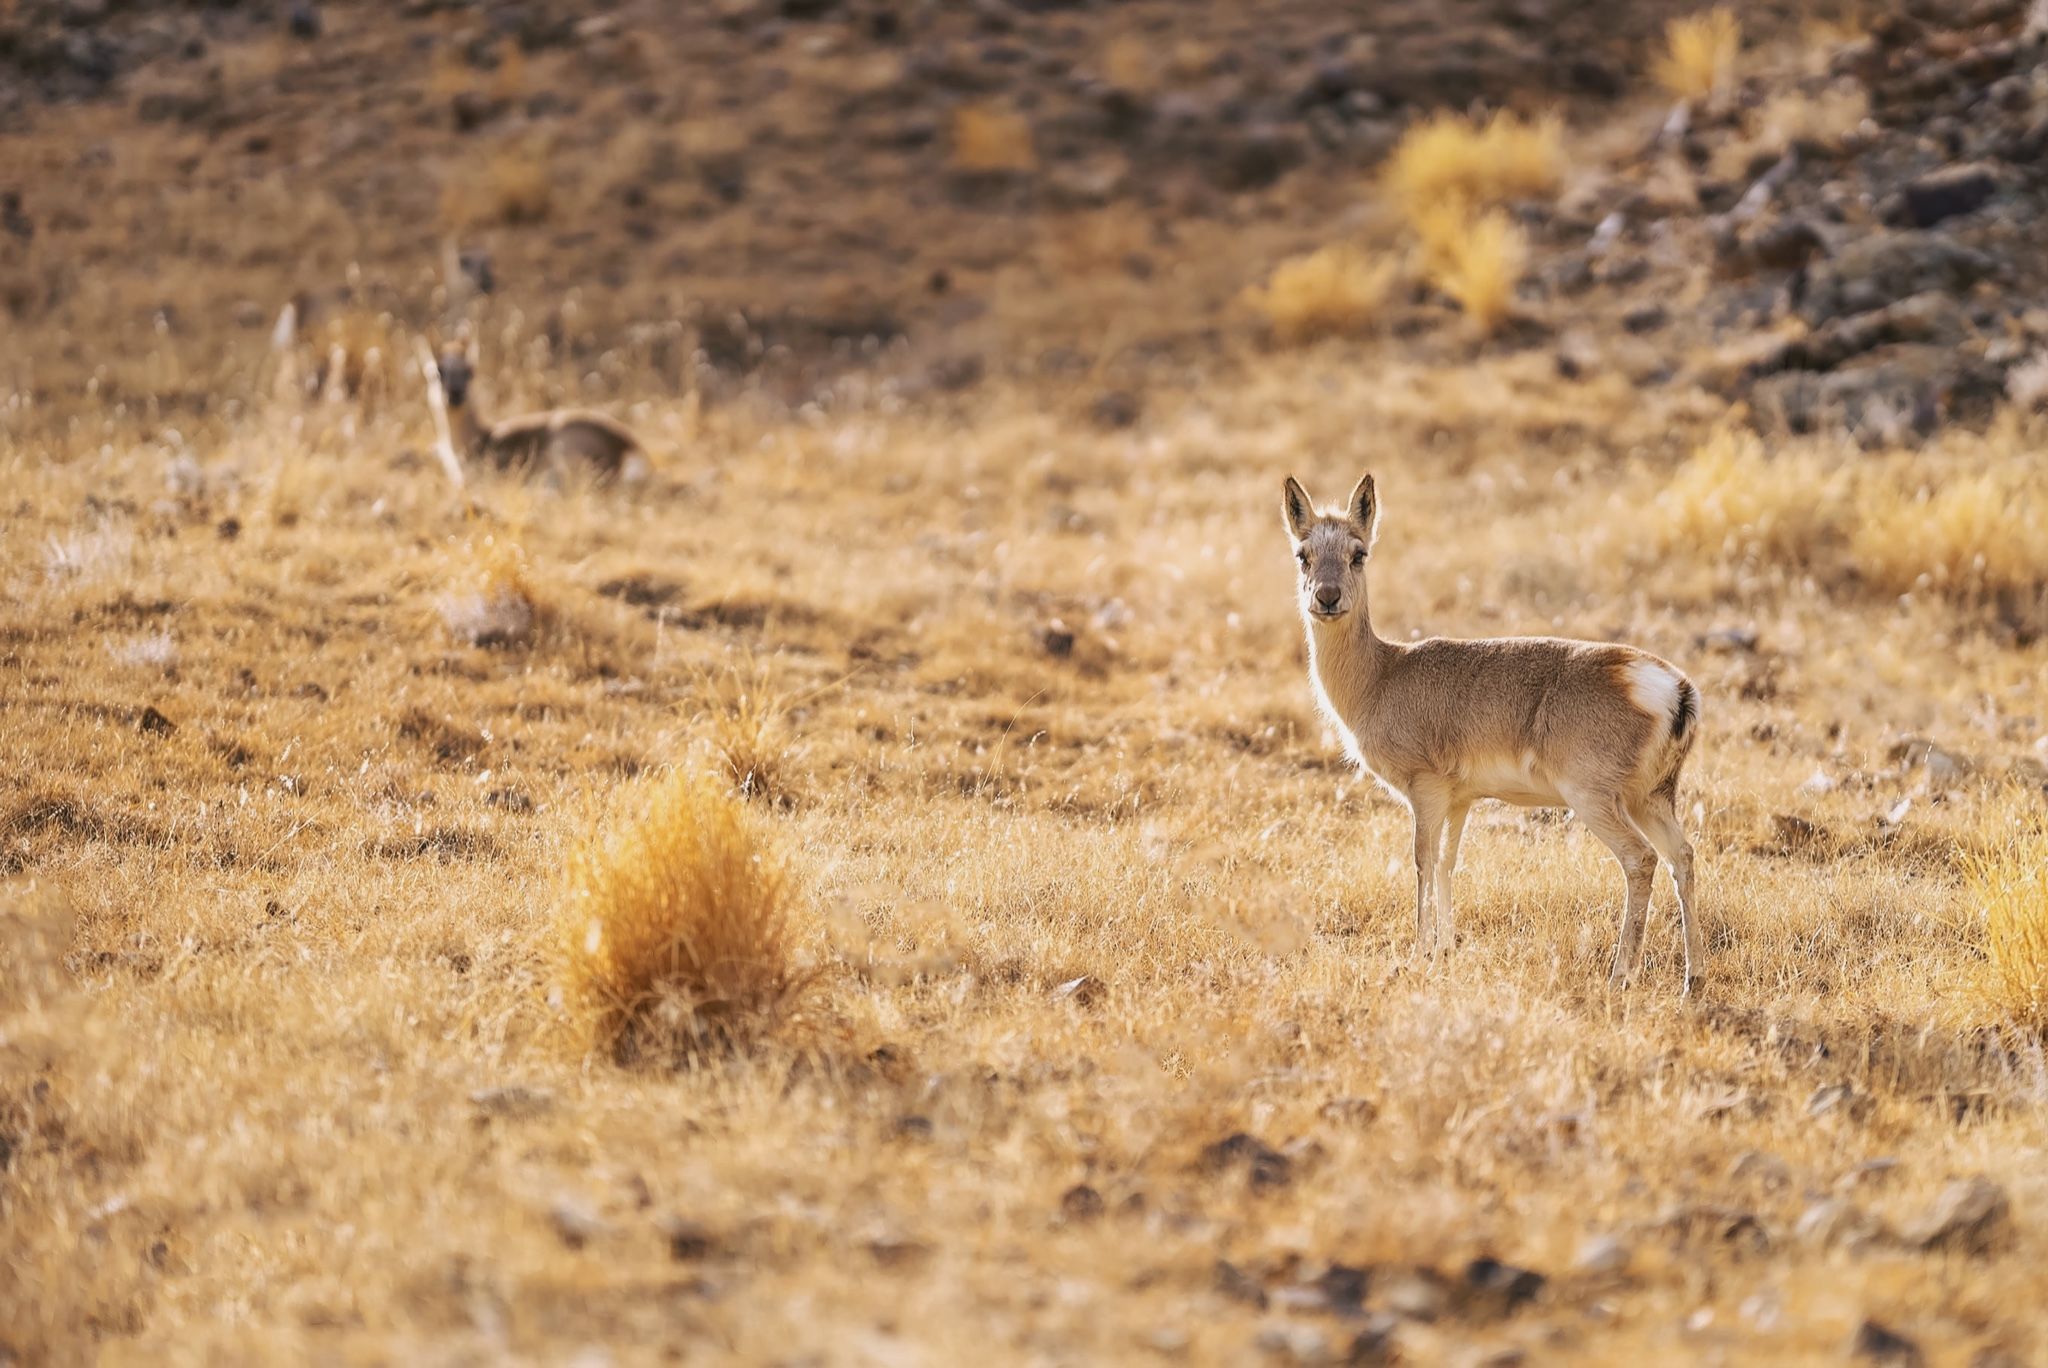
1350,548,1366,567
1295,550,1309,567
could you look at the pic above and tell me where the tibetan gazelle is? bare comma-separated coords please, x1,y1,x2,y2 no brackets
417,334,646,486
1283,473,1704,992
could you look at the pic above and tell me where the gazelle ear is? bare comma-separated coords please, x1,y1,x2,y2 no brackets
1348,472,1378,549
1282,476,1314,541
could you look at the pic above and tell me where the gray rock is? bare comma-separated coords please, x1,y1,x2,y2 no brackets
470,1085,554,1120
1903,1176,2011,1256
1835,1158,1901,1193
1794,1198,1885,1251
1572,1234,1630,1275
548,1196,606,1249
1881,164,2000,229
1728,1150,1793,1192
1796,232,1999,326
1851,1318,1925,1366
1381,1267,1450,1322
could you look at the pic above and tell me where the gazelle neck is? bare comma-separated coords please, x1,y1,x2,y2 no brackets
451,398,489,453
1306,595,1392,720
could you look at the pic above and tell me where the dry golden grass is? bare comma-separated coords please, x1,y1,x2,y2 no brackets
1384,110,1564,219
1654,8,1742,103
443,144,555,228
1657,426,2048,618
1415,205,1529,335
1244,244,1395,344
1967,812,2048,1028
557,769,813,1064
951,102,1037,173
5,167,2048,1361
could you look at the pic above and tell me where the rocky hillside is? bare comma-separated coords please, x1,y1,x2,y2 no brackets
3,0,2046,445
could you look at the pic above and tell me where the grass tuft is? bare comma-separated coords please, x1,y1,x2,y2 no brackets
1849,467,2048,604
438,535,543,648
556,770,815,1066
1385,111,1564,220
1416,206,1529,336
1244,245,1394,344
1654,427,1845,566
1655,9,1742,103
1965,814,2048,1027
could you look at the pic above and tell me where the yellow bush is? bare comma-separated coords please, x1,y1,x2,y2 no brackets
1850,468,2048,602
1655,428,1847,565
1655,9,1741,103
1244,245,1394,344
1418,206,1528,336
1965,817,2048,1028
1385,111,1564,218
557,770,814,1065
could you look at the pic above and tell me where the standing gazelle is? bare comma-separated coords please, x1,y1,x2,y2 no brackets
1284,473,1704,992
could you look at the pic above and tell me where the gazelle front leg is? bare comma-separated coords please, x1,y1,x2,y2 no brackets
1406,778,1451,958
1436,799,1471,953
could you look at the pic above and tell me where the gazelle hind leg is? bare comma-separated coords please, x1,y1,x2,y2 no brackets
1561,785,1659,987
1629,788,1701,993
1435,800,1471,954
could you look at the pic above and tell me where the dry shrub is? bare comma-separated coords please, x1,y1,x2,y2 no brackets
1655,9,1741,103
1850,467,2048,603
1654,427,1846,565
1415,206,1528,335
1965,815,2048,1027
557,770,815,1065
690,657,822,807
951,103,1037,174
1384,111,1564,219
1244,245,1394,344
438,535,543,648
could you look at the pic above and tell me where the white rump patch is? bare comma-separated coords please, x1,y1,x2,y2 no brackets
1624,657,1682,723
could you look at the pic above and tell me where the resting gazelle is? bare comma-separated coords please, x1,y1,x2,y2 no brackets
1284,473,1704,992
415,334,646,488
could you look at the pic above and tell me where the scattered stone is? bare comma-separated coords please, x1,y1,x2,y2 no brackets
1317,1097,1379,1127
1622,303,1668,334
1254,1320,1332,1364
1696,626,1760,653
548,1196,606,1249
1462,1257,1545,1315
1380,1267,1450,1322
1060,1183,1104,1221
1312,1262,1369,1311
1049,973,1100,1005
866,1235,930,1267
1572,1234,1630,1276
1795,1198,1885,1251
470,1085,553,1119
1697,1089,1766,1120
286,2,322,40
1748,217,1828,273
1345,1316,1398,1367
1835,1158,1901,1193
891,1113,934,1141
1216,1258,1269,1309
136,705,176,737
1727,1150,1793,1191
1658,1203,1771,1256
658,1216,719,1260
1807,1083,1872,1122
1852,1319,1926,1366
1200,1133,1293,1191
216,516,241,541
1089,389,1141,430
484,788,535,814
1881,164,2000,229
1903,1176,2011,1256
1208,124,1307,193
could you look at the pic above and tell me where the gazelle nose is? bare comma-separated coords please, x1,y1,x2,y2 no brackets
1314,585,1341,611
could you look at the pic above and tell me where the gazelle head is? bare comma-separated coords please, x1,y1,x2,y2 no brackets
431,332,479,409
1282,473,1379,623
